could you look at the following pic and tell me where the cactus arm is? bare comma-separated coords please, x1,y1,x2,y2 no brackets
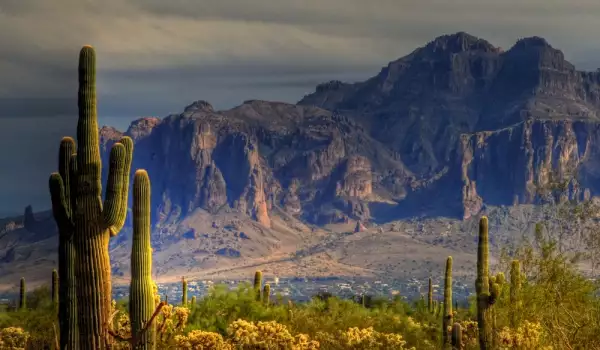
49,174,72,230
103,137,133,236
102,142,126,234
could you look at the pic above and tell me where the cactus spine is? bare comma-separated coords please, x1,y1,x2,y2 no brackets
52,269,58,307
49,45,133,348
476,216,503,350
263,284,271,306
49,137,78,349
129,170,156,349
254,270,263,302
451,323,463,350
19,278,26,310
443,256,453,347
428,277,433,313
181,277,188,306
510,259,522,328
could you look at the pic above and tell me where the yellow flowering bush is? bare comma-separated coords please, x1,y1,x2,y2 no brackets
227,319,319,349
175,329,232,349
0,327,30,350
316,326,414,350
498,321,553,350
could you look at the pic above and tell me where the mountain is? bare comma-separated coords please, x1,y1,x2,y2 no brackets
299,32,600,218
2,32,600,292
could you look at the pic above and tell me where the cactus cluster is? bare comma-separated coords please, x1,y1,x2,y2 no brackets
46,45,162,349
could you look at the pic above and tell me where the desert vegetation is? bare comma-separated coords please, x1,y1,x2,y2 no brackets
1,45,600,349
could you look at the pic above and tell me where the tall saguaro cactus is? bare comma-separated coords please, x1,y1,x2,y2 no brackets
443,256,453,348
49,45,133,349
19,278,26,310
129,170,156,350
476,216,503,350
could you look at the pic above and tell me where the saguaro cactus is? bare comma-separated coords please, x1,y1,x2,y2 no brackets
510,259,522,328
263,284,271,306
254,270,263,302
443,256,453,348
51,269,58,307
181,277,188,306
451,323,463,350
19,278,26,310
49,45,133,349
191,296,196,307
476,216,503,350
428,277,433,313
129,170,156,350
49,137,78,349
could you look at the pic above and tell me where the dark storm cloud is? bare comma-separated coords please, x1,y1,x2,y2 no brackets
1,0,600,215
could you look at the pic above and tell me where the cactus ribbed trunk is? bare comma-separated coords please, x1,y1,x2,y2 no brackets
254,271,263,302
50,46,133,349
181,277,188,306
52,269,59,307
191,296,196,307
129,170,156,350
19,278,26,310
428,277,433,313
443,256,453,348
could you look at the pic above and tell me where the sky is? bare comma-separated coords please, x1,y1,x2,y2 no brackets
1,0,600,216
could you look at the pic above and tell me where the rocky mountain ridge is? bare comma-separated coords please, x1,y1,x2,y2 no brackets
2,32,600,292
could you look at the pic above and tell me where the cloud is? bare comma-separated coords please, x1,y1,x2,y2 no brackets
1,0,600,214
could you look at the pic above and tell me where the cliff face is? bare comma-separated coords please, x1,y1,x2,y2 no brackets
100,100,414,227
460,119,600,218
300,32,600,218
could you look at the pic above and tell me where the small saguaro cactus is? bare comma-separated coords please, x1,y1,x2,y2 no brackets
451,323,463,350
428,277,433,313
129,170,156,349
476,216,504,350
191,296,196,307
181,277,188,306
263,284,271,306
51,269,58,307
510,259,522,328
443,256,453,348
254,270,263,302
19,278,26,310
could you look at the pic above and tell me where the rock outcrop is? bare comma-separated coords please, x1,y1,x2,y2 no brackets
100,101,412,228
